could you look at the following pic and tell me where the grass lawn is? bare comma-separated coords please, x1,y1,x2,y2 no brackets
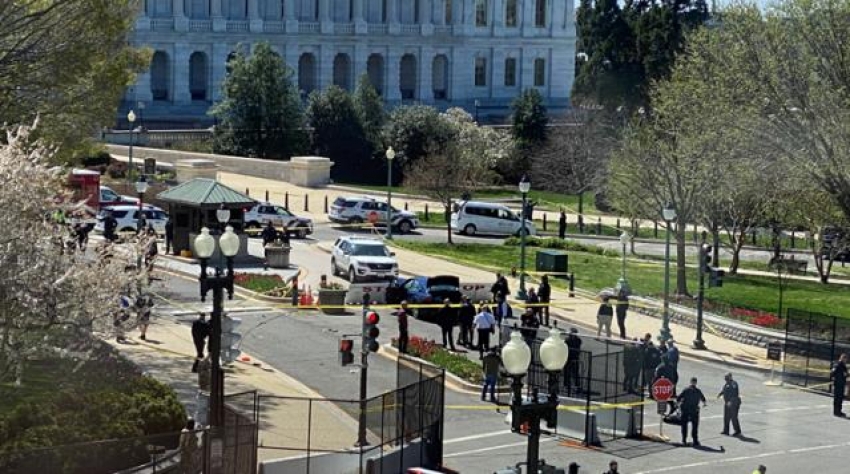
392,241,850,319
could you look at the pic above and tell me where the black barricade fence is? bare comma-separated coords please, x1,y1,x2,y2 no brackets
0,430,193,474
784,309,850,391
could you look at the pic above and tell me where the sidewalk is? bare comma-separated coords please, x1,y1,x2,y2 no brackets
106,309,357,462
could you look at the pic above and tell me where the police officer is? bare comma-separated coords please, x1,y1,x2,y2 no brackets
831,353,848,417
565,328,583,395
676,376,707,446
718,372,742,436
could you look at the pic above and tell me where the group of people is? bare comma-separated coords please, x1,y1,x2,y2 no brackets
596,289,630,340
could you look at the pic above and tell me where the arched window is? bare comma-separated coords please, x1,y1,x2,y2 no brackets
333,54,352,91
399,54,417,100
533,58,545,87
189,52,209,101
150,51,171,101
367,54,385,96
298,53,317,94
432,55,449,100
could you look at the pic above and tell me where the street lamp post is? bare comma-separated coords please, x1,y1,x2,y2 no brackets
694,232,709,350
127,110,136,185
501,326,568,474
385,147,395,239
135,176,149,234
193,218,240,429
660,203,677,342
516,176,531,300
617,231,631,295
474,99,480,123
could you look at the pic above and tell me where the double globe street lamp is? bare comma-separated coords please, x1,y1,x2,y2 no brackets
385,147,396,239
135,176,149,234
501,325,569,474
516,176,532,300
193,210,240,428
660,203,677,343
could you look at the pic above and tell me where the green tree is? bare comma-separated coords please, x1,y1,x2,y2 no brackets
210,42,304,159
383,105,455,167
511,89,549,147
353,74,386,154
0,0,147,163
306,86,372,182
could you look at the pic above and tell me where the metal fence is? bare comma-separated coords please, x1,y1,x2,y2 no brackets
784,308,850,392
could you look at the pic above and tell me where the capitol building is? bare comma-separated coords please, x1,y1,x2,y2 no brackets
125,0,576,126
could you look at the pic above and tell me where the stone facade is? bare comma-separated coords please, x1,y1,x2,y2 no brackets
125,0,576,126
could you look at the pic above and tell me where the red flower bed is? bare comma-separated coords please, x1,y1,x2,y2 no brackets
751,314,783,329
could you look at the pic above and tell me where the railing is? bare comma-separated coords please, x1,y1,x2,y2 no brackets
264,21,284,33
368,23,388,34
226,20,249,32
400,24,420,34
150,18,174,31
299,21,320,33
334,22,354,34
433,25,452,35
189,19,212,32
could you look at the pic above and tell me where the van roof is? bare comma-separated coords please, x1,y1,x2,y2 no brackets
458,200,510,209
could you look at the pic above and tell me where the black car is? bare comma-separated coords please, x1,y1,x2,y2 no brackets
386,275,462,324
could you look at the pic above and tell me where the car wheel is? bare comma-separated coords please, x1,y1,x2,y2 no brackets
397,220,412,234
463,224,477,236
516,227,529,237
350,217,364,228
246,221,261,230
297,228,308,239
349,267,358,283
331,258,338,276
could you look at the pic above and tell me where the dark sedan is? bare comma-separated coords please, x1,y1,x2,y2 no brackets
386,276,462,324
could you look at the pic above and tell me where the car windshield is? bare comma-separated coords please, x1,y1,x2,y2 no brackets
430,284,459,292
350,244,389,257
275,207,293,216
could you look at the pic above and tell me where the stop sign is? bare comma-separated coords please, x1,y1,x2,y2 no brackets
652,377,675,402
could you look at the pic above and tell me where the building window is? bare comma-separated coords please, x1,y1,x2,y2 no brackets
505,0,517,27
504,58,516,86
445,0,452,23
534,58,545,86
535,0,546,27
474,57,487,87
475,0,487,27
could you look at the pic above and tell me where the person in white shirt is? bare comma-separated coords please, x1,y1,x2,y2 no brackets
474,305,497,359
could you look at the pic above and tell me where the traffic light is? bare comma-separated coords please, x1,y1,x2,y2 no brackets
701,244,713,272
221,314,242,364
364,311,380,352
709,268,725,288
339,338,354,366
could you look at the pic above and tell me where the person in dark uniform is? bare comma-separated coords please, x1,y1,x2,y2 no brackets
437,299,457,351
831,353,848,417
103,210,118,242
164,218,174,254
615,289,629,339
565,328,583,395
558,210,567,240
191,313,210,360
642,334,661,393
458,295,476,347
623,338,641,393
718,372,742,435
677,377,707,446
538,275,551,326
261,221,277,246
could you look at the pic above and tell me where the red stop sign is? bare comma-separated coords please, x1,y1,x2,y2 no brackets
652,377,675,402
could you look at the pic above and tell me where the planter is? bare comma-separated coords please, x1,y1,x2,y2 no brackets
318,288,347,315
264,245,291,268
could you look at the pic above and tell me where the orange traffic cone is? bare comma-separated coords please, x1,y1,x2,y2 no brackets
306,286,314,305
299,285,308,306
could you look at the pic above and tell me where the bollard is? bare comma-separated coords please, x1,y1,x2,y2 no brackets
304,194,309,212
404,202,409,211
616,218,620,230
569,273,575,297
285,192,289,208
596,218,602,235
425,203,430,220
791,230,795,248
654,221,659,239
265,190,269,202
752,230,757,246
324,195,329,214
246,188,250,196
693,224,698,243
291,276,299,307
543,213,547,231
578,215,585,234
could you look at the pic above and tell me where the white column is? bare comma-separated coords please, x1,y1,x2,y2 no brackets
552,0,566,36
435,0,445,25
388,0,400,33
319,0,332,33
420,0,433,34
493,0,503,27
452,0,462,27
353,45,368,84
521,0,533,35
174,0,188,31
285,0,298,31
354,0,367,33
419,49,433,102
172,0,185,16
174,44,192,104
211,44,229,101
248,0,263,31
386,49,402,100
211,0,226,31
319,46,334,90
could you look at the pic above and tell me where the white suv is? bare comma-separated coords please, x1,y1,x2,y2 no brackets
328,196,419,234
331,236,399,282
95,205,169,235
244,202,313,238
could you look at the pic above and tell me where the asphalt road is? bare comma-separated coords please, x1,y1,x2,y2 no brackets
153,241,849,474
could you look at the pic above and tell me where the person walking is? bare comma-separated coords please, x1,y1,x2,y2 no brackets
474,305,497,358
676,377,707,446
103,210,118,243
164,218,174,255
538,275,551,326
615,289,629,339
261,221,277,246
481,349,501,402
396,301,410,354
603,460,620,474
458,295,476,347
597,296,614,338
527,287,541,319
558,210,566,240
191,313,210,368
520,308,540,346
565,328,583,395
135,292,154,341
718,372,742,436
831,353,848,417
438,299,457,351
494,294,513,326
144,226,158,271
491,273,507,302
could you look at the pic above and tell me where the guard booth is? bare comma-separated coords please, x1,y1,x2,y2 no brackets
157,178,256,257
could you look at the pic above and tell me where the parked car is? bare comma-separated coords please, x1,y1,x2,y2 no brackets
328,196,419,234
94,205,169,235
386,275,463,324
100,185,137,208
450,200,536,237
331,236,399,282
244,202,313,238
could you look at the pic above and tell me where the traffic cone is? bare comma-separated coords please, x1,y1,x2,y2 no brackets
306,286,314,305
299,285,308,306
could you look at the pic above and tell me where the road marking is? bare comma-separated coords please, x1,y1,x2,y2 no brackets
444,438,555,458
633,441,850,473
700,404,829,420
443,430,512,445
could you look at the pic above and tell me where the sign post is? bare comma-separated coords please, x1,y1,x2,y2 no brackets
652,377,675,440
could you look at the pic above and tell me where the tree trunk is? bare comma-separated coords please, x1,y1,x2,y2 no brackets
728,229,746,275
445,205,453,245
675,221,689,297
712,223,720,267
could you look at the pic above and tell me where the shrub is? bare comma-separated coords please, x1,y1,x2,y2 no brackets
392,336,483,383
233,273,287,293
